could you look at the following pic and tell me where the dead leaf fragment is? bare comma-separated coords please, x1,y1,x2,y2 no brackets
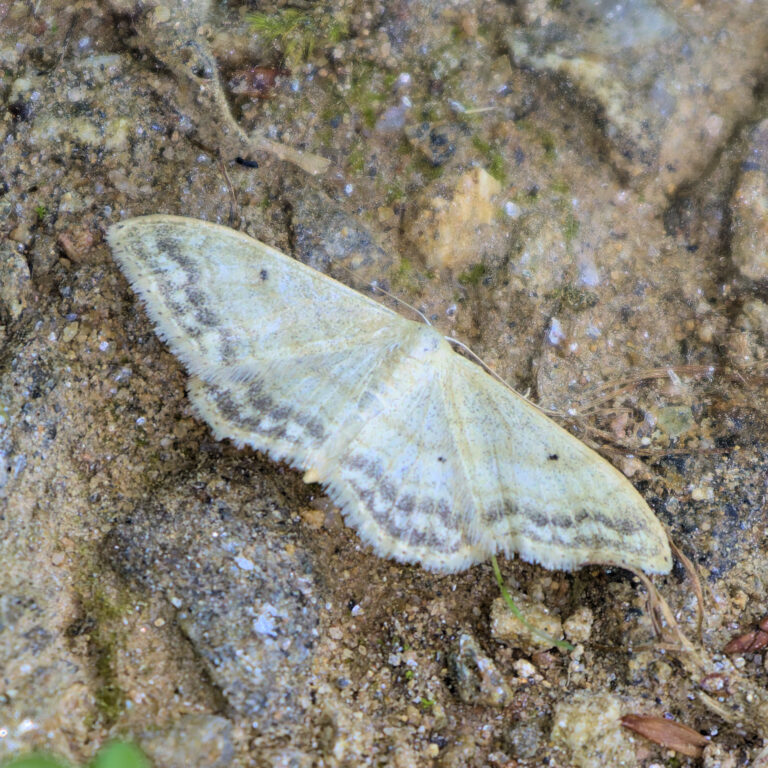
58,228,96,263
621,714,709,758
723,615,768,654
723,628,768,654
227,66,288,99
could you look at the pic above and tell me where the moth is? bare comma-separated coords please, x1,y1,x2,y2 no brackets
108,215,672,574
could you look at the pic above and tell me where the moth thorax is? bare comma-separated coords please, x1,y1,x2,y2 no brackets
407,325,448,362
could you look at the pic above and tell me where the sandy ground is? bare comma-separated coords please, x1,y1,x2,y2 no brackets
2,0,768,766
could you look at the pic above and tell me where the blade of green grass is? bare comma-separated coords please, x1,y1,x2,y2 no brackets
491,555,574,652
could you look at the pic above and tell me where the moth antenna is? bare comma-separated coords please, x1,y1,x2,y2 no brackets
368,281,432,326
326,263,433,326
446,338,551,417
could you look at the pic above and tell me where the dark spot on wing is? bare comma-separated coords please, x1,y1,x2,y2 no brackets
380,479,397,504
155,234,200,280
219,333,237,364
202,380,326,442
195,306,218,327
483,499,518,524
186,288,206,306
593,511,642,535
434,500,458,528
348,455,385,481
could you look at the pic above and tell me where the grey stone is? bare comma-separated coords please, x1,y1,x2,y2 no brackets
731,120,768,282
448,633,512,708
289,187,395,288
104,495,319,725
507,0,765,198
138,714,235,768
0,245,32,323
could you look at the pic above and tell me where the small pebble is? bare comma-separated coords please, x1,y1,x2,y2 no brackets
490,596,563,652
512,658,537,680
234,555,254,571
9,224,32,246
153,5,171,23
563,607,594,644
